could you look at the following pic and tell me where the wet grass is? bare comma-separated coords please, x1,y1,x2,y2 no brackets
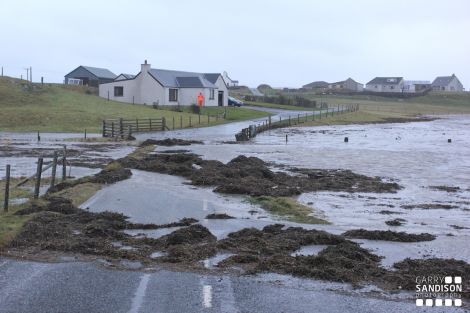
0,77,270,133
50,182,102,206
249,196,329,224
0,197,39,248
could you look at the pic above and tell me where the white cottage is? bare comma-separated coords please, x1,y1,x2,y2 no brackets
99,61,228,106
432,74,464,92
365,77,405,93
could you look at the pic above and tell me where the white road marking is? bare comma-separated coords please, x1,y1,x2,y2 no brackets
203,284,213,308
129,274,151,313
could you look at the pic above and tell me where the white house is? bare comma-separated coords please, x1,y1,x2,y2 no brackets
403,80,431,93
328,78,363,92
432,74,464,92
365,77,405,93
222,71,239,87
115,73,135,81
99,61,228,106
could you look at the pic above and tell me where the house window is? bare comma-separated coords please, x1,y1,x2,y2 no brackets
114,86,123,97
169,89,178,102
390,86,394,90
209,89,215,100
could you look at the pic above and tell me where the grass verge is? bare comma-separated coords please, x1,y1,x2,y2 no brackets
0,77,270,133
249,196,329,224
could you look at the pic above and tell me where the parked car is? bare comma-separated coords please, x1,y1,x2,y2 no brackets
228,96,244,107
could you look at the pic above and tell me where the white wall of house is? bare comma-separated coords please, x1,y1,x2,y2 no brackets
366,80,404,93
445,77,464,91
99,63,228,106
214,76,228,106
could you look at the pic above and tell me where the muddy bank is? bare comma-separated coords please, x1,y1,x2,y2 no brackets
205,213,235,219
47,168,132,193
5,203,469,294
385,218,406,226
384,258,470,297
401,203,459,210
139,138,203,147
116,153,401,197
429,185,461,192
343,229,436,242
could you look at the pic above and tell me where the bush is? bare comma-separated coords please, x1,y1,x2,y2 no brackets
189,103,200,114
244,95,317,108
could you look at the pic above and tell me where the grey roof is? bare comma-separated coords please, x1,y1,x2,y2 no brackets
366,77,403,85
331,78,362,85
203,73,221,84
432,75,456,87
120,73,135,79
149,69,217,88
176,77,204,88
303,81,329,88
82,66,116,79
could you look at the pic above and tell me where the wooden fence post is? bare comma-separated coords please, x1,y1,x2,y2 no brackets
102,120,106,137
62,146,67,182
162,117,166,131
4,165,10,212
111,122,115,137
207,114,210,124
198,113,201,124
136,119,139,133
173,116,175,130
50,151,57,188
149,118,152,131
180,115,183,128
189,116,192,127
84,129,87,139
34,158,43,199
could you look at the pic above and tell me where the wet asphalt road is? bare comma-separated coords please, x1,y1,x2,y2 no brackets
0,258,465,313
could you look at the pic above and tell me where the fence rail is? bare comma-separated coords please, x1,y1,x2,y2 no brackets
235,104,359,141
102,118,167,138
3,147,68,212
102,110,227,138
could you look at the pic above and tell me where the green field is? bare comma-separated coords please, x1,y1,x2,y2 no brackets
232,88,470,119
0,77,270,133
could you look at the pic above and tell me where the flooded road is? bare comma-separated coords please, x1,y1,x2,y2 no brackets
2,112,470,312
93,115,470,266
2,257,463,313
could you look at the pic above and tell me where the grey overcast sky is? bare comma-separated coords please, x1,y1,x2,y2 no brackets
1,0,469,89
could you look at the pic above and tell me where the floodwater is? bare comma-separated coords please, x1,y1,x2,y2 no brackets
2,113,470,311
0,131,134,178
86,115,470,267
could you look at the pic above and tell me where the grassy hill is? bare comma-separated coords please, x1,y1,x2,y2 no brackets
235,88,470,116
0,77,269,133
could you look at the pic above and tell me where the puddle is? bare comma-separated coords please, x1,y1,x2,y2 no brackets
150,251,167,258
203,253,235,269
291,245,329,257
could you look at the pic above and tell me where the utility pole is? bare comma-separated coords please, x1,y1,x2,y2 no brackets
30,66,32,82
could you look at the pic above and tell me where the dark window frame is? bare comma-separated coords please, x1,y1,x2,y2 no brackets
209,89,215,100
114,86,124,97
169,88,178,102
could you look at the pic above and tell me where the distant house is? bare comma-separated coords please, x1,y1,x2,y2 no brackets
223,71,239,87
432,74,464,92
403,80,431,93
114,74,136,81
365,77,404,93
99,60,228,106
302,81,329,89
64,66,116,87
329,78,363,92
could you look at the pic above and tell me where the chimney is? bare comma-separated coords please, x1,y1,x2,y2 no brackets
141,60,151,73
